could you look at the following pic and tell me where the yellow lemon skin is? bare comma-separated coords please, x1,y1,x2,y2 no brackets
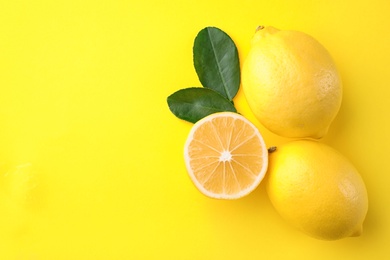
242,26,342,138
266,140,368,240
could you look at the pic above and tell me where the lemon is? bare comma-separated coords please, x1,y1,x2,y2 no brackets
266,140,368,240
242,26,342,138
184,112,268,199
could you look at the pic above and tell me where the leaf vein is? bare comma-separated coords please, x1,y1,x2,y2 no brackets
207,28,230,99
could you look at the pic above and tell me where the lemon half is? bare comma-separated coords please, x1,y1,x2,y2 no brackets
184,112,268,199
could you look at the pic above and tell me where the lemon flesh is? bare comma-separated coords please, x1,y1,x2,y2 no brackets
242,26,342,138
184,112,268,199
266,140,368,240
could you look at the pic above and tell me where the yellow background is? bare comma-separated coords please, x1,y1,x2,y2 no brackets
0,0,389,259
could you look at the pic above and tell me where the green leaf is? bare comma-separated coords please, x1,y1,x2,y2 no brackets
167,87,237,123
193,27,240,101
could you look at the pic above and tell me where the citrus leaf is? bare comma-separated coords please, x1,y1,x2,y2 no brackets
193,27,240,101
167,88,237,123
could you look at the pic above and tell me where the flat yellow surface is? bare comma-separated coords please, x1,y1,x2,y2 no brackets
0,0,389,259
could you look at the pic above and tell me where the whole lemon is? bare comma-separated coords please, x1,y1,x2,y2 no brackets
242,26,342,138
266,140,368,240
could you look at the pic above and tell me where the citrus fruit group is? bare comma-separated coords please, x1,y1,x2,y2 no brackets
242,26,342,138
184,112,268,199
266,140,368,240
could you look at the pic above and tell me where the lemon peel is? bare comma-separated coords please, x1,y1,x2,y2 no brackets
266,140,368,240
242,26,342,138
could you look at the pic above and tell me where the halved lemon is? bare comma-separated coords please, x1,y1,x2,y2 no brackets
184,112,268,199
